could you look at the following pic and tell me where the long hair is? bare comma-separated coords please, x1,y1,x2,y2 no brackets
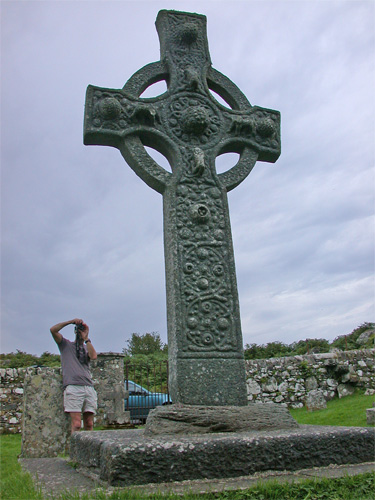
74,325,84,361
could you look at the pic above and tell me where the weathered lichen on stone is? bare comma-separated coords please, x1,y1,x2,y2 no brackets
145,403,298,436
70,426,375,486
90,353,130,427
84,10,281,406
21,367,70,458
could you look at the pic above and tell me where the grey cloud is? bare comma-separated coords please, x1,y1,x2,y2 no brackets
1,1,373,355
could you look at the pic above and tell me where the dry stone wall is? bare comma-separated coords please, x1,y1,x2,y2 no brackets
0,352,128,435
0,367,27,434
1,349,374,434
245,349,375,408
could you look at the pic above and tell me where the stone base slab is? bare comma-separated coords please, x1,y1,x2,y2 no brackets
144,403,299,435
70,425,375,486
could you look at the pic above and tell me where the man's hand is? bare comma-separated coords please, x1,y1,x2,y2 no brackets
80,323,97,360
79,322,90,341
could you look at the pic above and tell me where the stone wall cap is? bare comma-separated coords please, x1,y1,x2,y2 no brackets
313,352,338,360
245,348,375,363
97,352,125,358
25,366,61,373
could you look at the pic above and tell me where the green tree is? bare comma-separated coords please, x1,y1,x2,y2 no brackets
123,332,167,356
122,332,168,391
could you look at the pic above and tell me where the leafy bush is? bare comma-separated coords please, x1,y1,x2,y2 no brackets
292,338,330,354
244,323,374,360
243,339,331,360
331,322,374,351
244,341,292,360
0,350,60,368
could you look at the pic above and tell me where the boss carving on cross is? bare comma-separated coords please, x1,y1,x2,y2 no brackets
84,10,281,405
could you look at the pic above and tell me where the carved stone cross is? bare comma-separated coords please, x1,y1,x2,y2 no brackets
84,10,280,406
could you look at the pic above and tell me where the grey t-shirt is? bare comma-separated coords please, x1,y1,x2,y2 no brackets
58,337,94,389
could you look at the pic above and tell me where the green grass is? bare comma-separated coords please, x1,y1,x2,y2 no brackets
0,434,43,500
290,389,375,427
24,473,374,499
1,391,374,499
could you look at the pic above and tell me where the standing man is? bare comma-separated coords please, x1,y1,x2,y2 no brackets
50,318,98,434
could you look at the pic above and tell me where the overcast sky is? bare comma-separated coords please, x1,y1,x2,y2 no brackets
1,0,374,356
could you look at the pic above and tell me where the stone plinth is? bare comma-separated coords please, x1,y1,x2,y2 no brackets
70,426,375,486
91,352,130,427
21,367,70,458
367,407,375,425
144,403,298,435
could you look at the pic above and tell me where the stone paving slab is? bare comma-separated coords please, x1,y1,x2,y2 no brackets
129,463,375,496
19,458,375,498
19,457,102,497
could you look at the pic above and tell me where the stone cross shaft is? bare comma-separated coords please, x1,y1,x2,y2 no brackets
84,10,281,406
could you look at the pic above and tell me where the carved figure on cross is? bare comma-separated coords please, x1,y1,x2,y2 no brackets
84,10,280,406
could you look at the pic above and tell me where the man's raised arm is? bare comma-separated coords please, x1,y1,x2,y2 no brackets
50,318,82,344
78,322,97,360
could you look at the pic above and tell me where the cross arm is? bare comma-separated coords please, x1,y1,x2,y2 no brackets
215,106,280,192
84,85,139,148
84,84,171,194
222,106,281,164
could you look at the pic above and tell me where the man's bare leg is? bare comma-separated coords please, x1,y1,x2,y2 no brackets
83,412,94,431
70,412,82,434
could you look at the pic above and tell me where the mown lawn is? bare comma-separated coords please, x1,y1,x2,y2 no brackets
1,390,374,500
290,389,375,427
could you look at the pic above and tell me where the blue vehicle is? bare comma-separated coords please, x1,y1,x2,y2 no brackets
124,380,172,423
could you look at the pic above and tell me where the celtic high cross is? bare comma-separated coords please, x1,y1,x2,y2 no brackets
84,10,280,406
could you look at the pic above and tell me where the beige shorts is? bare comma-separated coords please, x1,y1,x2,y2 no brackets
63,385,97,414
